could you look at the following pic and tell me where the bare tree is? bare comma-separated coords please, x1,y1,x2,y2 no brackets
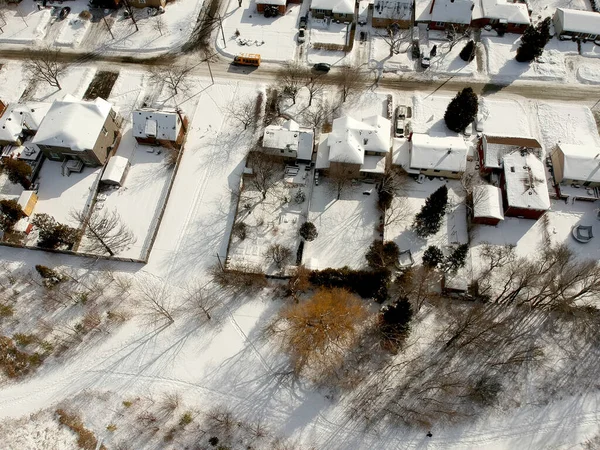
302,100,340,131
384,197,412,227
334,65,368,102
303,74,324,107
72,208,136,257
246,151,280,200
227,96,258,130
149,63,193,96
135,277,174,324
152,15,167,37
446,25,471,52
328,161,355,200
277,62,306,105
379,24,408,57
265,244,292,269
184,280,218,321
24,46,69,90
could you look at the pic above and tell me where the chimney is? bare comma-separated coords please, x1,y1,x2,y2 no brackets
429,0,436,15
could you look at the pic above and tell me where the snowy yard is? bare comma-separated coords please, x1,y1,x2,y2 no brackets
384,178,468,265
537,102,600,150
228,167,309,275
303,180,379,270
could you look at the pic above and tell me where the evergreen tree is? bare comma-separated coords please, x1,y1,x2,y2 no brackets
0,199,24,232
516,17,552,63
444,87,479,133
443,243,469,273
422,245,444,269
459,40,476,62
380,297,413,337
299,222,318,241
365,240,400,270
413,185,448,237
2,159,32,189
31,213,79,249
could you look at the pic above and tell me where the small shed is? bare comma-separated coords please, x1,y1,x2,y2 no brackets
101,155,130,186
472,185,504,226
17,190,38,217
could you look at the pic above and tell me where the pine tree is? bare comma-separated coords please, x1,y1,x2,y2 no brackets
516,17,551,63
2,158,32,189
422,245,444,268
299,222,318,241
444,87,479,133
0,199,24,232
365,240,400,269
413,185,448,237
380,297,413,337
443,243,469,273
459,40,476,62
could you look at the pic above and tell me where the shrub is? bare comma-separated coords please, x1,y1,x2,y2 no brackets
0,199,25,232
380,297,413,338
0,335,42,378
295,240,304,265
179,411,193,427
310,267,390,302
79,10,92,20
422,245,444,268
299,222,318,241
56,409,106,450
459,40,476,62
2,158,32,188
32,214,79,249
232,222,247,240
0,303,14,318
365,240,400,270
378,189,393,210
209,436,219,446
265,243,293,269
443,87,478,133
13,333,37,347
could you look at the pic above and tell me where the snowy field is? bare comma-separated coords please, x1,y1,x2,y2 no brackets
0,2,52,45
303,180,379,270
528,0,590,21
537,102,600,150
478,97,540,140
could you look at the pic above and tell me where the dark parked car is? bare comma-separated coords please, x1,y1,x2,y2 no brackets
313,62,331,72
299,15,307,29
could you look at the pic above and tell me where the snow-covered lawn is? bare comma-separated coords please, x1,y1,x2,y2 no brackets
427,35,478,77
411,93,457,135
228,169,308,274
371,38,414,72
34,160,101,227
483,35,576,82
0,62,29,104
581,41,600,59
219,0,303,62
26,66,96,102
54,3,91,49
384,178,468,264
303,180,379,270
537,102,600,150
577,62,600,84
478,97,540,140
0,2,52,45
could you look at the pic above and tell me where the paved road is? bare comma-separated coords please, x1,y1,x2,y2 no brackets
2,46,600,104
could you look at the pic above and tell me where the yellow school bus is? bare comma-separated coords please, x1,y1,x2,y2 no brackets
233,53,261,67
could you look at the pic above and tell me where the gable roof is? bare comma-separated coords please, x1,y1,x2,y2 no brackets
328,115,391,165
557,143,600,184
431,0,474,25
502,152,550,211
132,109,181,142
554,8,600,35
410,133,468,172
311,0,355,14
32,94,113,152
0,102,52,144
473,184,504,220
472,0,530,24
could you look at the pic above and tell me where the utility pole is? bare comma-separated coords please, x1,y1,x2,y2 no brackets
217,14,226,48
206,57,214,84
103,14,114,39
122,0,138,32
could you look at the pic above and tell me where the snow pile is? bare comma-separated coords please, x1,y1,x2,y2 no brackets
581,41,600,59
577,63,600,84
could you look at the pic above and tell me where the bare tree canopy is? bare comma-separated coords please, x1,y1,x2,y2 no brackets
24,46,69,90
246,150,281,200
226,96,259,131
72,208,136,257
277,62,306,105
304,74,324,107
379,24,408,57
149,63,193,95
333,65,369,102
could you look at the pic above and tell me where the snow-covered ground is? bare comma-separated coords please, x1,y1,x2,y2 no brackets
528,0,590,21
0,2,52,45
304,179,379,270
537,102,600,150
578,62,600,84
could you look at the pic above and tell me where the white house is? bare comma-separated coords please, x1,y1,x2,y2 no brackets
317,115,391,178
553,8,600,41
310,0,355,21
262,119,314,162
408,133,468,178
0,102,52,146
471,0,530,34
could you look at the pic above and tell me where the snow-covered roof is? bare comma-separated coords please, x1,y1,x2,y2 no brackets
315,133,331,169
0,102,52,143
482,135,542,170
133,109,181,142
17,190,36,211
373,0,412,21
473,184,504,220
311,0,355,14
554,8,600,35
431,0,474,25
32,94,113,152
263,126,299,152
472,0,530,24
328,115,391,165
415,0,432,21
257,0,286,5
298,131,314,161
101,155,129,184
360,155,387,174
557,143,600,184
502,153,550,211
409,133,468,173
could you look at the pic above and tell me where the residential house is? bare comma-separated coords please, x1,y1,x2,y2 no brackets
471,0,530,34
316,115,391,178
415,0,474,32
256,0,287,14
550,143,600,199
32,94,120,167
553,8,600,41
477,134,542,174
0,102,52,146
407,133,468,178
132,109,186,149
501,152,550,219
310,0,356,21
372,0,413,28
471,184,504,225
262,119,315,162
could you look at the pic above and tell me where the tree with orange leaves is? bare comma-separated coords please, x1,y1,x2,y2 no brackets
270,287,367,377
